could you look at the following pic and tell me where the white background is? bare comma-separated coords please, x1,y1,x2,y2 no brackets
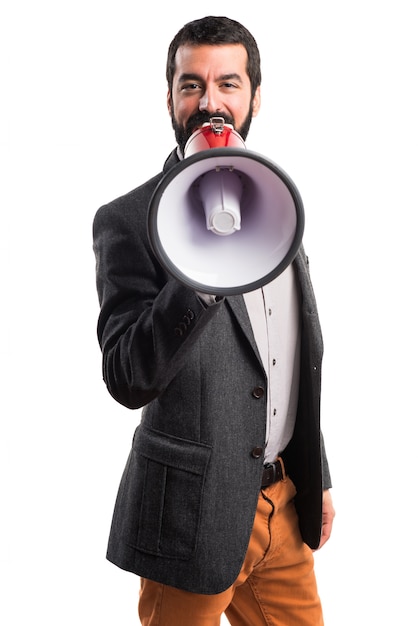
2,1,417,624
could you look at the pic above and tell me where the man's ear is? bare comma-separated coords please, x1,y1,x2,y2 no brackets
167,90,172,116
252,86,261,117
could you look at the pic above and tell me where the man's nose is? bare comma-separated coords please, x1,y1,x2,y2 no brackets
199,87,220,113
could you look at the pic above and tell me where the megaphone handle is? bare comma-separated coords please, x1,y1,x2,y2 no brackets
196,292,222,305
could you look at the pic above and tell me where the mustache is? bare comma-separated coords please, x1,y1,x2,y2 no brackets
185,111,235,136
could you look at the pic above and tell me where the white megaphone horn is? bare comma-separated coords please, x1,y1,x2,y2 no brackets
148,117,304,296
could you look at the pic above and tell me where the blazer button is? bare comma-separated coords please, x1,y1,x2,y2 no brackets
252,386,264,399
251,447,264,459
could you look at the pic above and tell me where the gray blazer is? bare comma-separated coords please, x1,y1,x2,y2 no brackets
93,150,332,595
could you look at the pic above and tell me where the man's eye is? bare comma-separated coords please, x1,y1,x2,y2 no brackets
181,83,200,91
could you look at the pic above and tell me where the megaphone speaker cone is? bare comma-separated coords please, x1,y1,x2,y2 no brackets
148,147,304,296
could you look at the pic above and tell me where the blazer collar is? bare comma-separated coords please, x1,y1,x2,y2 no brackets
162,149,181,174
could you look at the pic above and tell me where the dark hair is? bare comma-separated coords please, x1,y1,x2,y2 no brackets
166,16,262,98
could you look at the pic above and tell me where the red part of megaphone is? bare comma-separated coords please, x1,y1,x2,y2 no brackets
148,119,305,296
184,117,246,155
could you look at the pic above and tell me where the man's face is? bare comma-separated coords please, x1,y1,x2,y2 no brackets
167,43,261,155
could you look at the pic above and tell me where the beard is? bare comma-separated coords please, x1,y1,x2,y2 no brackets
171,106,254,156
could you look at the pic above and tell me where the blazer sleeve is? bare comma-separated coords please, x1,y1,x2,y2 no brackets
93,186,222,410
320,432,332,490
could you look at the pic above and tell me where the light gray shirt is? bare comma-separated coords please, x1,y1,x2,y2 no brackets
244,265,301,463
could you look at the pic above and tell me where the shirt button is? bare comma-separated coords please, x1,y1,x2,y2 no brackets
272,358,276,366
251,447,264,459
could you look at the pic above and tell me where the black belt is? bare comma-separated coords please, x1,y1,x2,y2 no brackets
261,459,284,488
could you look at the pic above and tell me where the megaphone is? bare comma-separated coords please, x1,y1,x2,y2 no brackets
148,117,304,296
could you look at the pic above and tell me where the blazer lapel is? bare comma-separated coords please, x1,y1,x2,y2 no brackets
225,250,310,373
225,295,264,370
293,247,317,315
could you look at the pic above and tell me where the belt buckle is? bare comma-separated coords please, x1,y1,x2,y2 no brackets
263,462,276,485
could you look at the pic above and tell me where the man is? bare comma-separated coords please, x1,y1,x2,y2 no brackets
93,15,335,626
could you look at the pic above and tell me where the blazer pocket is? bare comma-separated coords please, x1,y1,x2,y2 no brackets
128,426,212,560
